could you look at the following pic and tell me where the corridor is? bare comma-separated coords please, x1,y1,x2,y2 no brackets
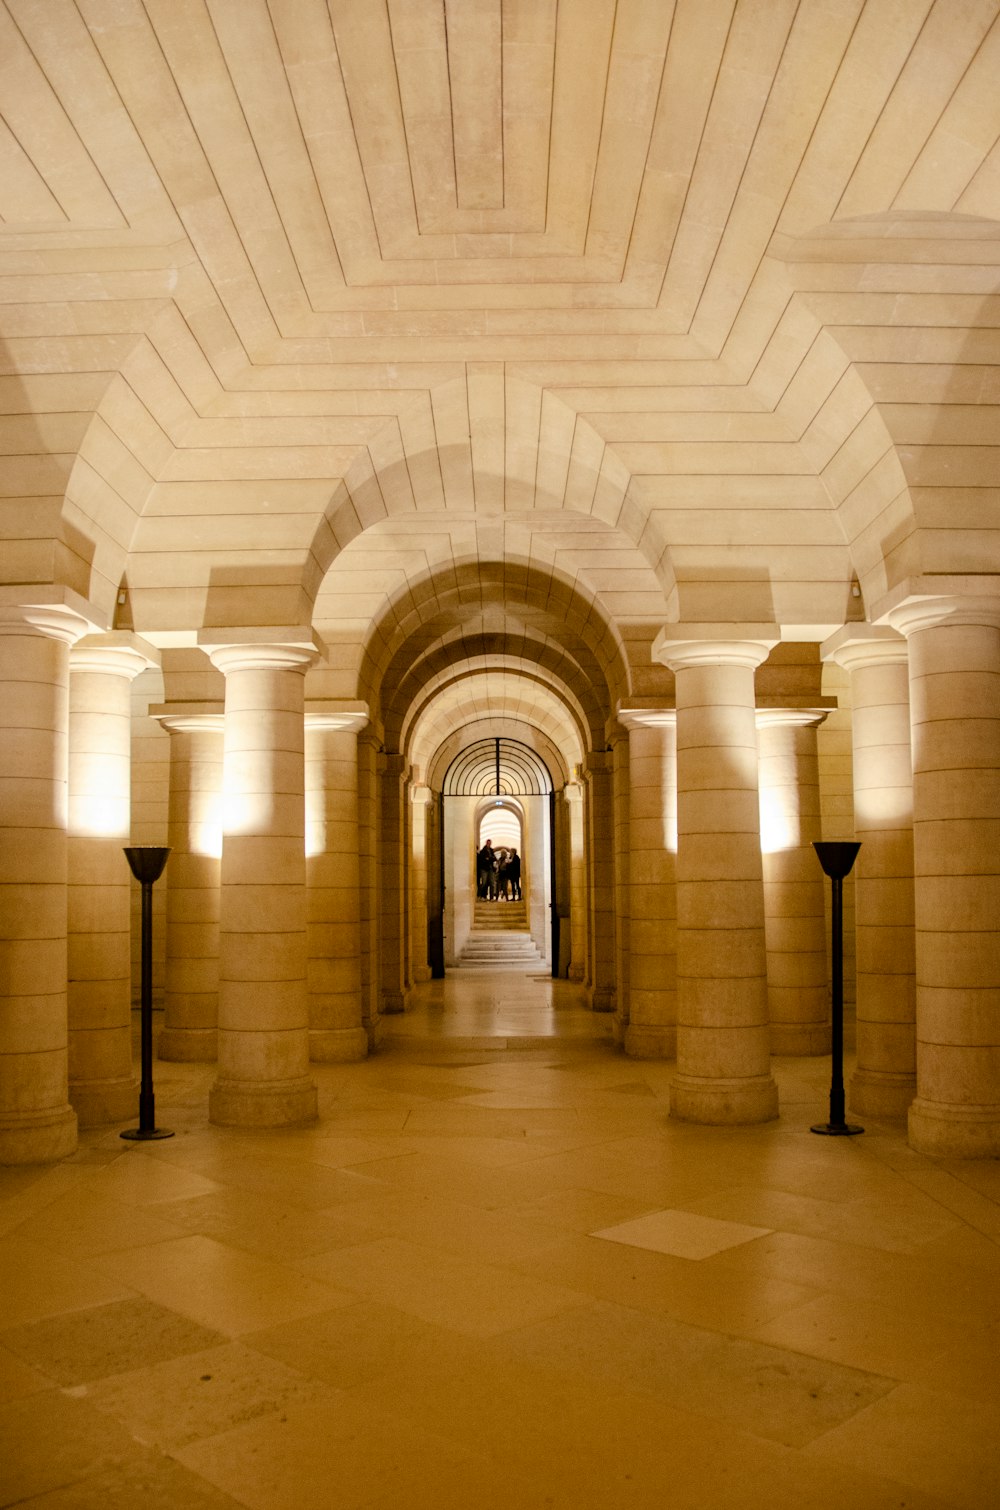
1,973,998,1509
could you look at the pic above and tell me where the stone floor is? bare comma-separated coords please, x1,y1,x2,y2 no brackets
2,971,999,1509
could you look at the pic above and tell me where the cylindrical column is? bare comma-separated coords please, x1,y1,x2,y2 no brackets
67,634,158,1125
378,753,407,1014
154,713,223,1061
584,752,615,1012
655,630,778,1124
409,784,433,985
620,713,677,1059
0,601,94,1163
357,730,382,1045
824,627,915,1118
564,781,588,983
305,713,368,1061
756,711,829,1056
204,637,318,1128
885,594,1000,1157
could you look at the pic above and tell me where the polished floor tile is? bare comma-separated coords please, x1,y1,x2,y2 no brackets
1,969,997,1509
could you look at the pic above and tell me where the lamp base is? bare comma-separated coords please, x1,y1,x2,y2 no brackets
811,1121,863,1137
120,1126,175,1141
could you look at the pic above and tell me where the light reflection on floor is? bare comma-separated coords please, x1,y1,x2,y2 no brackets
383,967,614,1045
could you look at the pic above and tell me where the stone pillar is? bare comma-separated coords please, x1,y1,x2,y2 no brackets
756,711,829,1056
0,596,98,1163
583,752,616,1012
357,730,381,1045
619,712,677,1059
67,633,158,1125
378,752,407,1014
305,710,368,1062
564,780,588,983
824,627,915,1118
409,784,433,985
882,591,1000,1156
153,712,223,1062
654,627,779,1124
202,634,318,1128
611,729,630,1040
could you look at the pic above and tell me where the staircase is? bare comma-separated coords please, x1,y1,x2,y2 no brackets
456,900,545,970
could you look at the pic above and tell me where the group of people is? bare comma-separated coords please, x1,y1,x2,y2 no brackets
476,838,522,901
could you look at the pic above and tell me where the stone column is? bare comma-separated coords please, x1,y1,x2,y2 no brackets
611,729,630,1040
153,711,223,1062
824,627,915,1118
584,751,615,1012
564,780,588,983
0,595,98,1163
305,710,368,1062
378,752,407,1014
756,711,829,1056
409,784,433,985
654,627,779,1124
882,591,1000,1156
357,730,381,1045
202,634,318,1127
67,633,158,1125
619,712,677,1059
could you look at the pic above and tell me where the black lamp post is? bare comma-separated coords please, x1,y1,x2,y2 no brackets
812,840,863,1137
121,845,173,1141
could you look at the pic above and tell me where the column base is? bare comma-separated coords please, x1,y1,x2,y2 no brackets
908,1097,1000,1158
209,1077,318,1129
769,1022,831,1057
158,1027,218,1062
0,1105,78,1165
670,1072,778,1126
70,1077,138,1129
412,964,432,982
624,1024,677,1060
365,1013,385,1049
381,991,406,1015
591,988,614,1013
568,963,585,983
309,1027,368,1063
850,1069,915,1120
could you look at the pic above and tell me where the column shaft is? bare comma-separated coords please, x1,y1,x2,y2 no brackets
825,628,916,1118
68,636,156,1124
757,713,829,1056
306,719,367,1060
656,633,778,1124
156,714,223,1061
206,641,317,1128
0,604,91,1162
584,753,615,1012
887,598,1000,1156
622,717,677,1059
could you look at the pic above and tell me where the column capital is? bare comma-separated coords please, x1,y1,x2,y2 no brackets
199,627,322,674
871,577,1000,636
71,631,160,680
305,700,370,733
822,624,907,671
755,708,829,729
616,705,676,730
151,705,225,735
409,784,434,807
378,751,407,778
0,586,106,646
653,623,779,672
562,780,584,804
583,750,612,776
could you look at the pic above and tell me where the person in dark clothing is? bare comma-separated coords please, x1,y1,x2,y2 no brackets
476,838,495,899
507,847,521,901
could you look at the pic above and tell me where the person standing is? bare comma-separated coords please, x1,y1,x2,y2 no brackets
476,838,494,900
507,847,521,901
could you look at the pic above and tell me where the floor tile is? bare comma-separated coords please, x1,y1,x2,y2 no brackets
91,1234,358,1335
81,1340,339,1449
805,1382,1000,1508
0,1389,151,1505
591,1207,772,1259
0,1296,225,1386
174,1395,474,1510
0,1237,133,1329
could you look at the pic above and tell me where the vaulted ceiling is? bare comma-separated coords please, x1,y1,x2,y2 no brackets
2,0,999,742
